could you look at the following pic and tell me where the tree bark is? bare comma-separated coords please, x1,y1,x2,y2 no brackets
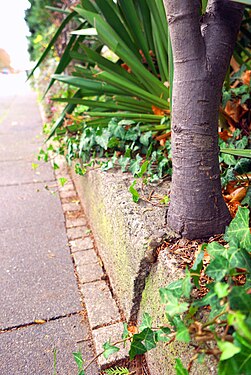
163,0,244,239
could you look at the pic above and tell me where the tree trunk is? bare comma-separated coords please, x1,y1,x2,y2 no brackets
163,0,244,239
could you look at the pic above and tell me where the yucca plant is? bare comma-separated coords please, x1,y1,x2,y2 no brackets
30,0,174,138
30,0,250,239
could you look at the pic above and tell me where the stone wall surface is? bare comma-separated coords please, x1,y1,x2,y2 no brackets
71,167,216,375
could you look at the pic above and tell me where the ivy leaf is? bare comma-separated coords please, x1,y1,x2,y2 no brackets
122,323,129,340
193,289,217,308
140,131,152,147
206,256,229,281
191,248,205,288
137,160,149,178
110,123,126,139
130,155,143,176
129,328,156,360
129,180,140,203
222,154,237,165
139,312,152,330
234,158,251,174
214,282,229,299
225,207,251,250
95,129,111,150
174,318,190,343
103,342,120,359
53,162,59,170
206,242,229,259
228,246,251,273
73,351,84,371
159,280,183,301
165,294,189,317
222,153,237,166
129,338,147,360
228,311,251,343
124,125,140,141
241,186,251,206
143,328,156,351
118,156,130,172
155,327,171,342
229,286,251,313
235,136,249,149
217,341,241,361
182,269,193,298
175,359,189,375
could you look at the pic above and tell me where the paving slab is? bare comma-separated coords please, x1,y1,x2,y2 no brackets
69,237,94,252
0,183,65,232
0,132,42,161
0,159,54,185
77,262,104,284
65,214,87,228
67,226,89,240
0,74,100,374
92,322,129,367
0,226,81,329
73,249,99,266
81,281,121,328
0,314,99,375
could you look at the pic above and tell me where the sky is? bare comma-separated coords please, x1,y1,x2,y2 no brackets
0,0,31,70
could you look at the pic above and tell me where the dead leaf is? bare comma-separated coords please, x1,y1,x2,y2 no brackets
229,187,247,203
152,105,170,116
121,63,131,73
242,70,251,86
230,56,240,73
128,325,138,335
219,130,232,141
34,319,46,324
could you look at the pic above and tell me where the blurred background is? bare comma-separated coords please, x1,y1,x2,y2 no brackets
0,0,31,73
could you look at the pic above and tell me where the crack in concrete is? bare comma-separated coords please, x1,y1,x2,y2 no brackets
92,319,123,331
0,311,82,334
129,229,180,325
0,179,55,188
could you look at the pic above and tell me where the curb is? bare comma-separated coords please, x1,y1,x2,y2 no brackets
53,155,149,374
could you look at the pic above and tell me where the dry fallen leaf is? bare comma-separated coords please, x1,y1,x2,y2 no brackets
242,70,251,86
219,129,232,142
229,187,247,203
128,325,138,335
34,319,46,324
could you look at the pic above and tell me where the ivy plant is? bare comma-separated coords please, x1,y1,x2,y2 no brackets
75,206,251,375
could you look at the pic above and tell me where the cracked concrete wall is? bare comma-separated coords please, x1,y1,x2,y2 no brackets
72,167,166,320
71,167,216,375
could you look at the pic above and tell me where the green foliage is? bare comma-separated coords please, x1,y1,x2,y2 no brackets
73,351,85,375
219,129,251,187
88,207,251,374
104,367,130,375
175,359,189,375
29,0,172,139
25,0,59,61
103,341,120,360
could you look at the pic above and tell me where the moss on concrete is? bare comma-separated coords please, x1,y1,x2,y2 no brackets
72,167,216,374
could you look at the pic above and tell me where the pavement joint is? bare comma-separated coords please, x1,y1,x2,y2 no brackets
91,320,123,331
0,79,100,374
0,179,55,188
55,164,131,369
0,310,82,334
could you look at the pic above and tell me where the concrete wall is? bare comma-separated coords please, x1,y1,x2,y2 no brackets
71,167,216,375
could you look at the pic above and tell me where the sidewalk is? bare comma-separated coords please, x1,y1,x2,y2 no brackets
0,74,98,374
